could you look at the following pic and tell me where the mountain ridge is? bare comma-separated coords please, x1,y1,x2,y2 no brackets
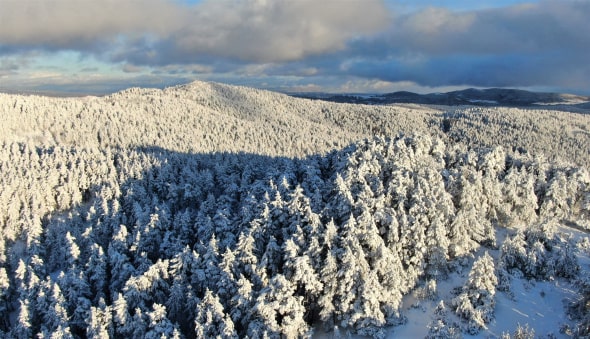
292,87,590,111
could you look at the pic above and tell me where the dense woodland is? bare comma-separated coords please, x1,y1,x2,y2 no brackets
2,82,589,165
0,81,589,338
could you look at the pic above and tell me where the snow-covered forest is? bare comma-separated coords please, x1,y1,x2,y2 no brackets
1,81,590,338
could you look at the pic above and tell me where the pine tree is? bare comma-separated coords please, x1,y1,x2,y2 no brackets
86,243,107,303
426,216,451,279
123,259,170,310
195,289,238,338
350,269,387,337
500,230,528,275
328,174,354,223
38,282,72,337
233,230,262,288
86,298,113,338
426,301,461,339
554,240,579,278
282,238,322,300
217,247,239,305
108,225,135,295
371,242,405,320
12,299,32,338
250,274,310,339
59,269,92,332
128,307,148,338
229,274,254,334
112,293,134,337
502,167,538,226
0,267,9,332
145,304,178,339
200,235,222,294
318,246,339,329
452,252,497,334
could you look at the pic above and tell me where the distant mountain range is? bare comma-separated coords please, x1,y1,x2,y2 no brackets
292,88,590,110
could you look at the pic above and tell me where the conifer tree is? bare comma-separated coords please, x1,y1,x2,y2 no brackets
250,274,310,339
12,299,32,338
195,289,238,338
86,298,113,338
453,252,497,334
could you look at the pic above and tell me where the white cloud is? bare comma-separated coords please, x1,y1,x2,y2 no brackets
154,0,390,63
0,0,185,48
1,0,389,63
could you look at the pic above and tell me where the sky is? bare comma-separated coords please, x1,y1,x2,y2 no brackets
1,0,589,95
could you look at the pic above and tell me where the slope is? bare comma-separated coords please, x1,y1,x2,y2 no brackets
2,80,589,165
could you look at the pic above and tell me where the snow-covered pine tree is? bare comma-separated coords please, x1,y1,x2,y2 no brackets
108,224,135,295
12,299,33,338
144,303,179,339
86,298,113,338
317,246,339,328
229,274,254,334
86,243,108,303
453,252,498,334
502,166,538,226
249,274,310,339
500,230,528,276
0,268,9,332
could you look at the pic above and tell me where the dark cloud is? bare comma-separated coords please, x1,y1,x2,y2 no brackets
0,61,19,72
333,0,590,91
378,1,590,56
0,54,35,78
122,64,143,73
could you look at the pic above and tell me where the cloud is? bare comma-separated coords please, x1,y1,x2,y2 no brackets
1,0,389,64
2,0,590,94
0,54,36,78
122,64,144,73
150,64,214,75
170,0,389,62
0,60,20,77
0,0,185,50
385,1,590,56
0,70,193,95
338,0,590,91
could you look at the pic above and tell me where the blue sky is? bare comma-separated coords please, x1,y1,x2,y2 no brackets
1,0,588,95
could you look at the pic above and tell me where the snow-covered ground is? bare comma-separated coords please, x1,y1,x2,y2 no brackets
394,257,582,339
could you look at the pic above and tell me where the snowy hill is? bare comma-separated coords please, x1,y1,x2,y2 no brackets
3,81,590,165
0,81,589,338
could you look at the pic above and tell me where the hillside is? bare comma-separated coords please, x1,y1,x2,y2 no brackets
2,81,590,165
0,81,589,338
